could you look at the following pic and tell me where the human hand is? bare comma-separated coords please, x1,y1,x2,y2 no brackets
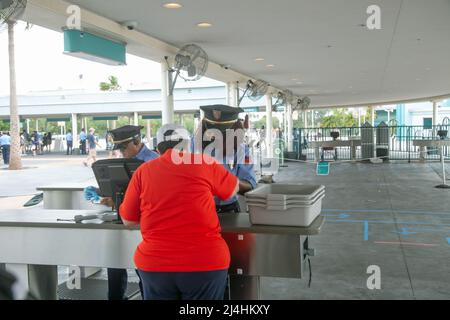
83,186,100,202
100,197,114,208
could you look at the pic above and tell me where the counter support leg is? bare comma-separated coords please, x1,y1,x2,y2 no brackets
420,146,426,162
6,264,57,300
229,275,260,300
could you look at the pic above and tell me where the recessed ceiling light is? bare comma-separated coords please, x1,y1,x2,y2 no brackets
266,64,275,68
296,82,303,85
197,22,212,28
291,78,298,81
254,58,265,62
163,3,182,9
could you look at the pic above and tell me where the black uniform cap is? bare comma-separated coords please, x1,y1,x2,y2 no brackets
200,105,244,124
109,125,143,150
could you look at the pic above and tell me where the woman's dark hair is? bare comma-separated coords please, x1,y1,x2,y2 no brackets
199,119,244,155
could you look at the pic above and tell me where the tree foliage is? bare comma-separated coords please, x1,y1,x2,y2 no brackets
320,108,357,128
100,76,121,91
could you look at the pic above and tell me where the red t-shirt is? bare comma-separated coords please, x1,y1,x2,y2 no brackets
119,150,238,272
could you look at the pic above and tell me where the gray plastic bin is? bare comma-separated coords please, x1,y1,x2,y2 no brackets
245,184,325,227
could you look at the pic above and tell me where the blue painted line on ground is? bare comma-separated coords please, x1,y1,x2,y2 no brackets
325,218,450,229
447,238,450,245
363,221,369,241
323,208,450,216
323,213,350,219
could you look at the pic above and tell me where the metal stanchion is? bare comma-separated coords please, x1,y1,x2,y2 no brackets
435,145,450,189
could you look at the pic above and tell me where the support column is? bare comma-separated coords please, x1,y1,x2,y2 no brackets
311,110,315,128
146,119,152,147
265,94,273,158
161,61,174,125
133,112,139,126
71,113,78,149
112,120,117,130
194,117,200,133
36,119,39,132
26,119,30,133
303,111,307,129
370,106,375,126
358,108,361,127
432,101,438,126
226,82,238,107
287,103,293,152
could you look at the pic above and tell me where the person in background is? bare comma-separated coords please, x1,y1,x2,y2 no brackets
83,128,100,167
20,132,26,155
79,128,87,155
42,133,48,153
31,131,39,156
0,131,11,165
120,124,239,300
84,125,159,300
46,132,52,152
66,130,73,155
22,130,29,154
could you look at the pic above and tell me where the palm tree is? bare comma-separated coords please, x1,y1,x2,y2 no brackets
1,0,27,170
100,76,121,91
7,20,22,170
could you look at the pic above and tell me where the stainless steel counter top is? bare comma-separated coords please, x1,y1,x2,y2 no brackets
0,209,324,235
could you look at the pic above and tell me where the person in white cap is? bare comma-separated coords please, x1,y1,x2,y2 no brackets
83,128,100,167
119,124,239,300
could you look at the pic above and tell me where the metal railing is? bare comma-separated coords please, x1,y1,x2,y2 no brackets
287,124,450,162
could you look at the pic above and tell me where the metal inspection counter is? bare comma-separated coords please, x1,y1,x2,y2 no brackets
310,139,362,161
0,209,324,300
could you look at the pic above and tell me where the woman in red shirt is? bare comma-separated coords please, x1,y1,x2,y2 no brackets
120,124,238,300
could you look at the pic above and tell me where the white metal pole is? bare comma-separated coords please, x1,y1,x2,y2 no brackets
287,103,293,152
71,113,78,146
134,112,139,126
265,94,273,158
161,61,174,125
26,119,30,133
304,110,307,129
442,146,446,184
432,101,438,126
146,119,152,147
371,106,375,127
358,108,361,127
226,82,238,107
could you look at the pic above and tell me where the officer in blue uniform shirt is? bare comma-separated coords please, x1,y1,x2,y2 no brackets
195,105,257,213
84,125,158,300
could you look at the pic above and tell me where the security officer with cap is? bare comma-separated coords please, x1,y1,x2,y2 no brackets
84,125,158,300
110,125,159,161
195,104,257,213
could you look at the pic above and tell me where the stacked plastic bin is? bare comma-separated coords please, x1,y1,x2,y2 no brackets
245,184,325,227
